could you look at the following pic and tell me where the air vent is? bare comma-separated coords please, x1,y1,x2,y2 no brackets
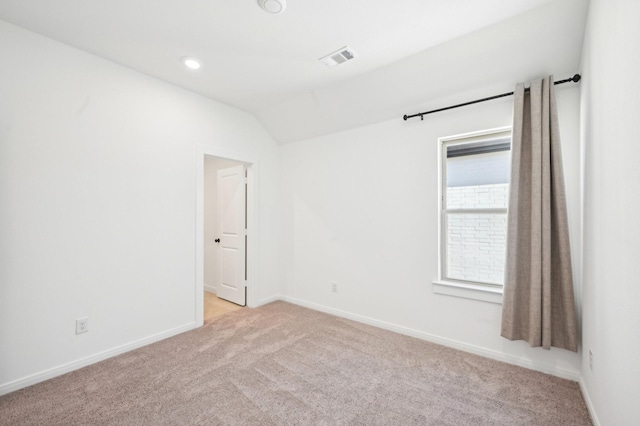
319,46,357,67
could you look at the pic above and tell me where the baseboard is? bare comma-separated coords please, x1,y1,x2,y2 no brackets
579,377,600,426
2,296,584,398
204,283,216,294
256,294,283,307
0,322,197,397
281,296,581,381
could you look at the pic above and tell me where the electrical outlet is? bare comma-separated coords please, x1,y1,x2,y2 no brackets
76,317,89,335
589,350,593,371
331,281,338,293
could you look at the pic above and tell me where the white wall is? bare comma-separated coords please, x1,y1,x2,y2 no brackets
203,156,242,292
281,85,583,379
0,20,281,394
579,0,640,423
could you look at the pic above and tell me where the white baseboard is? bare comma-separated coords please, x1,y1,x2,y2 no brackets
579,377,600,425
0,322,197,397
204,283,216,294
1,295,585,400
256,294,283,307
281,296,580,381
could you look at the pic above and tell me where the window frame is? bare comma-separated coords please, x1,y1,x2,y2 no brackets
433,126,512,304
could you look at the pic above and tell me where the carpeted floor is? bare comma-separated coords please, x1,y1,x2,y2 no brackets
0,301,592,425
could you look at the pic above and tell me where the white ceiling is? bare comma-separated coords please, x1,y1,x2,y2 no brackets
0,0,589,143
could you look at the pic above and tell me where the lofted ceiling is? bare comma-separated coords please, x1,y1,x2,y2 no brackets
0,0,589,143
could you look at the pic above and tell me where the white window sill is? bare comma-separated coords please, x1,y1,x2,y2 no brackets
432,280,503,304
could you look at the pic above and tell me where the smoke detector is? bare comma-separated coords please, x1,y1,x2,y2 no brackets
319,46,357,67
258,0,286,14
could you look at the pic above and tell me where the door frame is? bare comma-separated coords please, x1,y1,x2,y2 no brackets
195,146,259,326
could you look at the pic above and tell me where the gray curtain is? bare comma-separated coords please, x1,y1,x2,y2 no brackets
501,76,578,352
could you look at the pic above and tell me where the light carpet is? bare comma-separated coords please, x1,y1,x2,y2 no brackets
0,301,592,425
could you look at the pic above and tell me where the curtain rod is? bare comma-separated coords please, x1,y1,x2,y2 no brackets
402,74,581,121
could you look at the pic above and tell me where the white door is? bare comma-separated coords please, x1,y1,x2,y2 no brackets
216,165,246,306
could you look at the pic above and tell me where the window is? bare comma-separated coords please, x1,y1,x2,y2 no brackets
434,127,511,301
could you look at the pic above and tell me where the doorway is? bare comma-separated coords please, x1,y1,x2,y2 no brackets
196,151,256,326
203,290,242,322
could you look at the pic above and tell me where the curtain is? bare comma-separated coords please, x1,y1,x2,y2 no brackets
501,76,578,352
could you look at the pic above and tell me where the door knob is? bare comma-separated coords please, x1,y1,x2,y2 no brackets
214,238,220,243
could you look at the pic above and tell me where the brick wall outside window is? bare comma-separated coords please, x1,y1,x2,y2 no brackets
445,183,508,284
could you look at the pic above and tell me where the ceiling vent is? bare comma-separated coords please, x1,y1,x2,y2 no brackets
319,46,357,67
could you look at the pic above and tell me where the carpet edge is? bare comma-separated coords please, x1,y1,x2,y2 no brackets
579,376,600,426
0,321,197,397
281,296,581,381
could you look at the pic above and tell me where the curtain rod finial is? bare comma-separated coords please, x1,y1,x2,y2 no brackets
572,74,581,83
403,115,408,121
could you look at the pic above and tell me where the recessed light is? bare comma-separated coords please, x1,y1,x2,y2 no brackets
181,57,201,70
258,0,286,14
